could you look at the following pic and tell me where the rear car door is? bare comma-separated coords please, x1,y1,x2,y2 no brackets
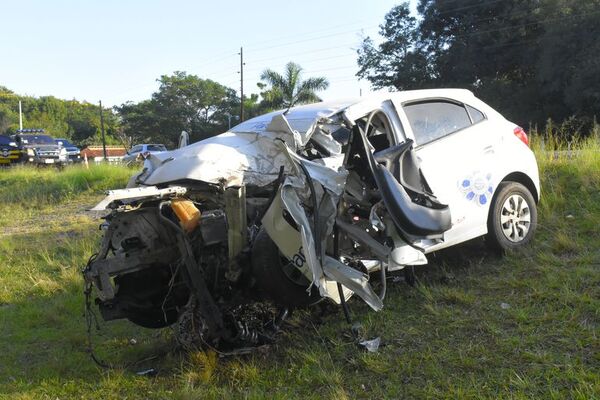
394,99,500,248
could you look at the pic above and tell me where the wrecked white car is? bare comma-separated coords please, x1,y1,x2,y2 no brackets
83,89,540,348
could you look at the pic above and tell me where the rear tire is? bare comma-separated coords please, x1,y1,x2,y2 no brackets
486,181,537,253
251,228,321,308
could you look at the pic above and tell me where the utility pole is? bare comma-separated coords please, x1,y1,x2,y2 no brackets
239,47,245,122
18,100,23,130
99,100,107,161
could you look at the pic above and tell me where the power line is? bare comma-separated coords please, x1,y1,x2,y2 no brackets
244,18,379,50
207,40,364,80
303,65,357,74
246,25,378,53
434,0,506,16
247,44,357,65
242,53,356,75
192,53,238,72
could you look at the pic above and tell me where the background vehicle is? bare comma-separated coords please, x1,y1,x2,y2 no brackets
84,90,539,349
55,138,82,163
14,130,68,166
0,135,21,165
122,143,167,164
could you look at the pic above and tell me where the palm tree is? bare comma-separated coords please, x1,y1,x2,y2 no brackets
259,62,329,110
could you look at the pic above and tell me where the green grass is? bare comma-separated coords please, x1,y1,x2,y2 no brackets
0,154,599,399
0,163,133,205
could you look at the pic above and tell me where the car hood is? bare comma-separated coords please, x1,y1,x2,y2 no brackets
142,127,299,187
140,100,360,188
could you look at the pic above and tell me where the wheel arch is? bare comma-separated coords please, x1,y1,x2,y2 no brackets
486,171,539,226
499,172,539,203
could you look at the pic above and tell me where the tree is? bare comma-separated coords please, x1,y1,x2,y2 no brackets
357,0,600,132
357,3,432,90
117,72,239,147
259,62,329,110
0,104,17,133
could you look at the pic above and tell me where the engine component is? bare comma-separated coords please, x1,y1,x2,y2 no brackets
198,210,227,246
171,199,201,233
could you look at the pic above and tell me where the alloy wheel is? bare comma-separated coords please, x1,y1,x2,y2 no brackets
500,194,531,242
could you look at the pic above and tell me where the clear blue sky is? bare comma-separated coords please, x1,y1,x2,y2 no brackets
0,0,414,107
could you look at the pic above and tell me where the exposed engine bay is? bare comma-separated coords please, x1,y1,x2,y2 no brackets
83,100,452,350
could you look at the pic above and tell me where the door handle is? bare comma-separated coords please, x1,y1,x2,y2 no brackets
483,145,494,154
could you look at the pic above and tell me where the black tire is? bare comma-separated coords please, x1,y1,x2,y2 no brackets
486,181,537,253
251,228,322,308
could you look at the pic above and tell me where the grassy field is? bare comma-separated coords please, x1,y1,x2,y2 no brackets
0,145,599,399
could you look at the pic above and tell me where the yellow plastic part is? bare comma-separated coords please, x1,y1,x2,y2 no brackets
171,199,201,233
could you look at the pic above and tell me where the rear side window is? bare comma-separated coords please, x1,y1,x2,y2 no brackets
404,101,472,145
130,145,143,153
466,105,485,124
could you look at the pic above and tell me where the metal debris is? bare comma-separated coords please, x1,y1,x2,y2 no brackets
358,337,381,353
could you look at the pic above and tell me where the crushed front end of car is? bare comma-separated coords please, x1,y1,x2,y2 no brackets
83,100,452,350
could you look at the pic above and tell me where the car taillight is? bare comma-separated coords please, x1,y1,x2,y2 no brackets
514,126,529,147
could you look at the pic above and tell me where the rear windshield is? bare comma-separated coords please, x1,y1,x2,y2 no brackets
148,144,167,152
19,135,55,145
